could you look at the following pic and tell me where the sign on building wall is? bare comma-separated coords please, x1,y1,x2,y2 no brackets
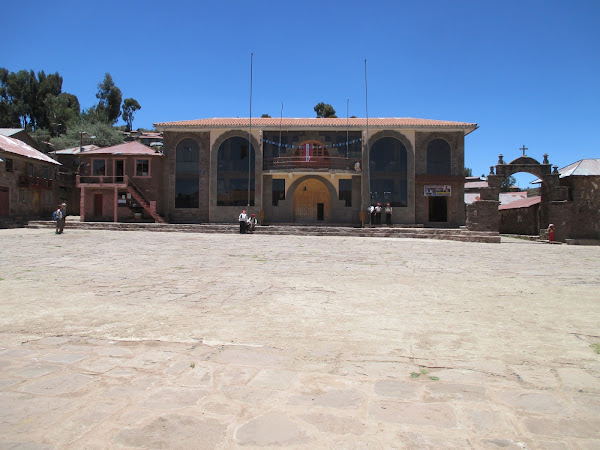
424,185,451,196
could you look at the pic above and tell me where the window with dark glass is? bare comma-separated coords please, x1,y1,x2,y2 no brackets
427,139,451,175
136,159,149,176
41,166,49,179
28,163,34,177
92,159,106,176
339,179,352,207
217,137,255,206
5,158,13,172
369,137,407,207
272,178,285,206
175,138,200,208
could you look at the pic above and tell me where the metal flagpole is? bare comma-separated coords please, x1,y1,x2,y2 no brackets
247,53,253,207
279,102,283,156
365,59,370,226
346,99,349,159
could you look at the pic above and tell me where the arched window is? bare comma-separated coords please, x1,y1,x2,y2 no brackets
427,139,451,175
217,136,255,206
369,137,407,207
175,139,199,208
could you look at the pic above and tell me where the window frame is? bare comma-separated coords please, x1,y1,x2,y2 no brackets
92,159,106,176
135,159,150,177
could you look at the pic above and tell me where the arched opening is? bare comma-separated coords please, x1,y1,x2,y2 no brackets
293,178,331,223
427,138,451,175
175,138,200,208
369,137,407,207
217,136,255,206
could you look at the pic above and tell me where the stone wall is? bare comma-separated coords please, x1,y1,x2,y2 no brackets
162,131,210,223
560,176,600,240
466,200,499,232
499,205,539,235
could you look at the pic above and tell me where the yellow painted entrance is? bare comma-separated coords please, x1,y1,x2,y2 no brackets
293,178,330,223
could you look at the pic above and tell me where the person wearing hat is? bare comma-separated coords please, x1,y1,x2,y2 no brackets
247,213,257,233
374,202,382,225
58,203,67,234
547,223,555,243
385,202,393,226
238,209,248,234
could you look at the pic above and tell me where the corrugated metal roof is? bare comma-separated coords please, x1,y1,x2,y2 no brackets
51,144,100,155
464,181,489,189
499,196,541,210
499,192,528,205
0,128,24,137
531,159,600,183
155,117,478,133
0,134,60,165
82,141,163,156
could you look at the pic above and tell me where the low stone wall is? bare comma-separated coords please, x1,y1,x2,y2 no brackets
466,200,499,232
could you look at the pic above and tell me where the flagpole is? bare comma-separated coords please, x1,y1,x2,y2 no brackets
346,99,349,160
279,101,283,157
247,53,253,207
365,59,370,219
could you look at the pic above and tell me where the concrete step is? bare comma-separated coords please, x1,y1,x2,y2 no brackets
25,221,501,243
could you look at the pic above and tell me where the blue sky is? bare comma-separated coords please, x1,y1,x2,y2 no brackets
2,0,598,186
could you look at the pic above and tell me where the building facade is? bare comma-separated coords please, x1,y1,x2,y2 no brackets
153,118,477,226
0,134,61,223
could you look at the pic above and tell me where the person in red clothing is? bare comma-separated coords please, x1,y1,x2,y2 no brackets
548,223,555,243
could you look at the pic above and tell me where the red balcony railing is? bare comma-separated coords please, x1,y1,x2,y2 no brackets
263,156,360,171
77,175,128,186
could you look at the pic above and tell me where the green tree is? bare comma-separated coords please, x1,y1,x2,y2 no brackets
501,175,517,192
44,93,80,136
463,167,473,177
49,119,124,150
95,73,122,124
261,113,271,118
314,102,337,118
121,98,141,131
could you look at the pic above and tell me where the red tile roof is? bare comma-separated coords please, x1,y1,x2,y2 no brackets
82,141,163,156
155,117,478,133
0,134,60,165
498,196,541,210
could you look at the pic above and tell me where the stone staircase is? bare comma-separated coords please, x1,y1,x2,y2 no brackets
25,221,501,243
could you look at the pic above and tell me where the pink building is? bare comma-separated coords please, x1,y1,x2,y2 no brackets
76,141,165,222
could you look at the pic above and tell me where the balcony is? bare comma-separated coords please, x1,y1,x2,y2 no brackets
77,175,128,188
18,175,53,190
263,156,361,172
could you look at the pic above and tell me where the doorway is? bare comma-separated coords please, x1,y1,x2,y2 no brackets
0,187,8,216
94,194,103,217
115,160,124,183
293,178,330,223
429,197,447,222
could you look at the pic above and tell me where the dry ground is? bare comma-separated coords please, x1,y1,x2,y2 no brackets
0,228,599,448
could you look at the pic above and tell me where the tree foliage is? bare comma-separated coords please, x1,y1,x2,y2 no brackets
501,175,518,192
121,98,141,131
95,73,122,124
261,113,271,118
463,167,473,177
49,119,124,150
314,102,337,118
0,68,79,135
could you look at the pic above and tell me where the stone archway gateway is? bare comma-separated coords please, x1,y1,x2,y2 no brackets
292,178,331,223
466,152,569,237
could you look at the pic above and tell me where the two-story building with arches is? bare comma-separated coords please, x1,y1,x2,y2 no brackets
154,117,478,226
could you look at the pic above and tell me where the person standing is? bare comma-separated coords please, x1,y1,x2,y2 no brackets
368,205,375,227
547,223,555,243
54,205,63,234
385,203,393,226
239,210,248,234
375,203,382,225
59,203,67,234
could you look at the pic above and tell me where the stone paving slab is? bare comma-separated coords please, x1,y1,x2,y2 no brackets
0,229,599,448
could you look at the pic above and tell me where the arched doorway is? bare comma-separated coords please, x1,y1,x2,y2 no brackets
293,178,330,223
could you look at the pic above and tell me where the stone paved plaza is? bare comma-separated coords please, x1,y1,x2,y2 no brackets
0,228,599,448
